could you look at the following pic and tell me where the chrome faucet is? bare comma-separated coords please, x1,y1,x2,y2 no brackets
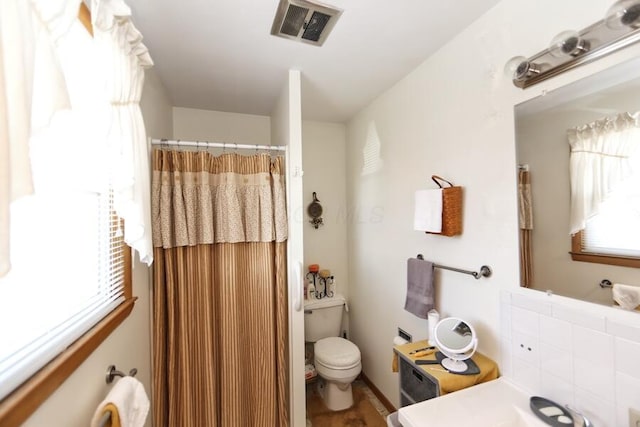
565,405,594,427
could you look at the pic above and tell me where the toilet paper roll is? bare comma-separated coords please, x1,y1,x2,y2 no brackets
427,309,440,346
393,336,408,346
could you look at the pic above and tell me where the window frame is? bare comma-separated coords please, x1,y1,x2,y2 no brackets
0,249,134,427
570,231,640,268
0,5,137,426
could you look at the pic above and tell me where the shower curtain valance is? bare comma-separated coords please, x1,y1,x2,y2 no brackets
151,150,287,248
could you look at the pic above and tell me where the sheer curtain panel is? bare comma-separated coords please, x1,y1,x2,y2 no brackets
92,0,154,265
0,0,154,420
568,112,640,234
0,0,81,277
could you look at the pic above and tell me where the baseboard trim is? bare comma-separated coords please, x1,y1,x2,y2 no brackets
359,372,396,413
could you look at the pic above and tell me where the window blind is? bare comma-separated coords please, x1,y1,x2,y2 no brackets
582,192,640,258
0,191,126,401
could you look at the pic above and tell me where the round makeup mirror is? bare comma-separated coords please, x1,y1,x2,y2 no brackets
433,317,478,373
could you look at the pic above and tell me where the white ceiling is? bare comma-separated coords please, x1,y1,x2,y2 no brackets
128,0,502,123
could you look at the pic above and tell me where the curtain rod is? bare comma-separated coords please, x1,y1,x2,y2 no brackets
151,138,286,152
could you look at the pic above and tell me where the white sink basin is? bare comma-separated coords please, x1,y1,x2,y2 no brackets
398,378,551,427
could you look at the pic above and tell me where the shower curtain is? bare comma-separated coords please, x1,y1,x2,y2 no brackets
151,149,289,427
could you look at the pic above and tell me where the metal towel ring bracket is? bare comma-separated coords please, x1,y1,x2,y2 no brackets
105,365,138,384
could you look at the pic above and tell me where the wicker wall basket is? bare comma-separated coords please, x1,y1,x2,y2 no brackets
426,175,463,236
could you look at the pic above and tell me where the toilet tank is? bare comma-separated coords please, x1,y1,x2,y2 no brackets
304,294,346,342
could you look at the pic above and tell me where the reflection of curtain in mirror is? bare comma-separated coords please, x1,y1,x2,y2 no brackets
518,168,533,287
568,112,640,235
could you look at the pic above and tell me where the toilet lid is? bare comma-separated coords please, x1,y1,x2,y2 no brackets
315,337,361,369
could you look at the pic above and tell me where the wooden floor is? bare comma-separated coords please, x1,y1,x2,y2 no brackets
306,380,389,427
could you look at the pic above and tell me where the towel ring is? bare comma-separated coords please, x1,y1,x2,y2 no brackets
105,365,138,384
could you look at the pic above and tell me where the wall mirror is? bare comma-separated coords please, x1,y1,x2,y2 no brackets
514,56,640,307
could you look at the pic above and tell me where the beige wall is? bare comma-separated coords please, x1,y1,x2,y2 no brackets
173,107,271,145
271,70,307,427
345,0,640,412
302,121,349,306
22,68,173,427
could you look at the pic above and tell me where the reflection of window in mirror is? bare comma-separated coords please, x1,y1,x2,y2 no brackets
570,142,640,267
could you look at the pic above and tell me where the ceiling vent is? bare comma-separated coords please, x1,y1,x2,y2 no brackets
271,0,343,46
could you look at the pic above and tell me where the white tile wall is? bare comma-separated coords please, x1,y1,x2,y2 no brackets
540,371,574,408
615,338,640,380
539,316,572,351
501,290,640,427
615,373,640,426
540,341,572,383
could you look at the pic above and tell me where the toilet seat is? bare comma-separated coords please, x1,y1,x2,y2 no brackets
315,337,361,370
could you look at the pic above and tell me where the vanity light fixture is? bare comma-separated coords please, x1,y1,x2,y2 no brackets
605,0,640,29
506,56,541,83
509,0,640,88
548,30,590,58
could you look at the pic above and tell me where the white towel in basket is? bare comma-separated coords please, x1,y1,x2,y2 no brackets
413,189,442,233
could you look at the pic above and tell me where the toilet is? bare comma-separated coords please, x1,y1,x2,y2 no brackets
304,294,361,411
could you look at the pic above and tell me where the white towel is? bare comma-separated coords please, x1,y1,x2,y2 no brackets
413,189,442,232
90,377,150,427
613,283,640,310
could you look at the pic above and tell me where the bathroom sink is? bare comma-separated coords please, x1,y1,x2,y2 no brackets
398,378,550,427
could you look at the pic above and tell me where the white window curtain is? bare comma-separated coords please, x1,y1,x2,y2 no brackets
92,0,154,265
0,0,81,277
568,112,640,235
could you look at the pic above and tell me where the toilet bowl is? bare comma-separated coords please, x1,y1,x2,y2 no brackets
304,294,362,411
314,336,362,411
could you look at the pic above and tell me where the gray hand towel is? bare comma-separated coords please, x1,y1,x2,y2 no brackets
404,258,435,319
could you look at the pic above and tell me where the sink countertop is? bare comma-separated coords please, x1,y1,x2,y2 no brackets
398,377,551,427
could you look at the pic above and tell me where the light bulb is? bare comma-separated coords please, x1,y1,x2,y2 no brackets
605,0,640,29
549,30,590,57
504,56,533,81
504,56,541,82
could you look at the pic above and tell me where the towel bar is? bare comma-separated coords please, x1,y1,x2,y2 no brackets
416,254,492,279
